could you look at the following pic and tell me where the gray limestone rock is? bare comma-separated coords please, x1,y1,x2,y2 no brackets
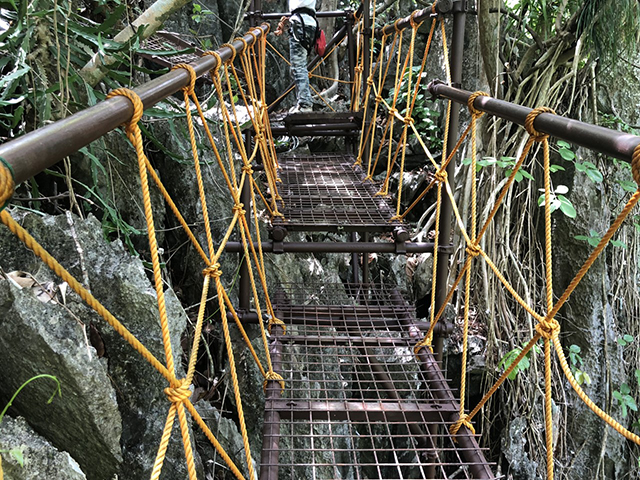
0,280,122,479
0,211,195,479
0,416,86,480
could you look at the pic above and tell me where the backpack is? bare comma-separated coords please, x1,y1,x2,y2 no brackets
314,28,326,57
292,7,326,57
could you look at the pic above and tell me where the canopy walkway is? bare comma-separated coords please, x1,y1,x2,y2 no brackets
1,1,640,479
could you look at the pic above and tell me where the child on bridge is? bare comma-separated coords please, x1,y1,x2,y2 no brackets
273,0,318,113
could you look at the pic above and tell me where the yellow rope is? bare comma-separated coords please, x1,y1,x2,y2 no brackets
0,159,15,212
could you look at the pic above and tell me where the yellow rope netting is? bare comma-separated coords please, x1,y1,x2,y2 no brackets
0,26,286,480
414,92,640,477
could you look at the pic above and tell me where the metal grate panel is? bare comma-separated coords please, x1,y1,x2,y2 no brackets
262,283,494,479
271,153,404,232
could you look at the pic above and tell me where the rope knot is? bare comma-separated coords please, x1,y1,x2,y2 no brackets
403,116,414,125
389,108,399,117
434,169,448,183
466,243,481,258
242,165,254,175
355,65,363,73
535,317,560,339
413,334,433,356
263,370,285,393
202,263,222,278
366,77,374,87
171,63,197,96
525,107,555,141
202,51,223,74
268,317,287,335
233,203,246,216
0,158,16,212
467,91,489,118
106,88,144,126
450,414,476,439
375,95,383,103
220,43,237,63
164,379,191,404
394,18,402,32
632,143,640,187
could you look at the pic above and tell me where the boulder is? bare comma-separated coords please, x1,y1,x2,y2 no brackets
0,416,86,480
0,211,196,479
0,279,122,479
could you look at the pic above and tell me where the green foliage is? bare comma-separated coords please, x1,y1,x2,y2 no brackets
388,66,441,150
613,383,638,418
498,343,541,380
537,184,576,218
463,156,534,183
0,374,61,469
567,344,591,386
575,230,626,249
0,374,61,425
617,334,634,347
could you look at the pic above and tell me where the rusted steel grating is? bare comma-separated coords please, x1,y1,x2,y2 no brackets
271,153,404,232
261,283,494,479
138,31,207,70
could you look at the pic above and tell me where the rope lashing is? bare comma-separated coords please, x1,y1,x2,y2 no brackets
165,379,192,404
268,316,287,335
202,50,223,76
525,106,556,142
632,142,640,186
242,165,254,175
413,334,432,355
0,157,15,213
171,63,197,96
220,43,238,63
263,370,285,393
467,91,489,118
449,413,476,439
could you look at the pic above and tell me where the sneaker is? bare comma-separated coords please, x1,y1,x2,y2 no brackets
288,104,313,114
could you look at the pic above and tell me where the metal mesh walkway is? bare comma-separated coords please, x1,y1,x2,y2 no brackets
272,153,404,232
262,283,493,480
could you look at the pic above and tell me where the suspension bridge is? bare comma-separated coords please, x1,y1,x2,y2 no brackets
1,0,640,479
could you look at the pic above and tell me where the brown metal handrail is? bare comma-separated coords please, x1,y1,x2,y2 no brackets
0,25,269,184
428,81,640,164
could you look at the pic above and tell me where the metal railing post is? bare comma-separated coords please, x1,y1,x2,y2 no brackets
432,0,466,363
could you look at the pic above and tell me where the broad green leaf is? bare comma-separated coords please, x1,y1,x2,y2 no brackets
557,195,576,218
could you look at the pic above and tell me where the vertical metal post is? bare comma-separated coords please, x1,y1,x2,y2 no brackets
362,0,371,97
362,232,370,284
433,2,466,362
350,232,360,285
259,324,283,480
347,11,357,103
239,133,252,312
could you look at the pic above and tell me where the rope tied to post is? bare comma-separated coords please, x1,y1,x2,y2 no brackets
202,50,223,75
450,414,475,439
413,334,432,355
268,316,287,335
632,142,640,187
525,107,556,142
0,157,15,213
220,43,238,63
263,370,285,393
171,64,197,96
467,91,489,118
